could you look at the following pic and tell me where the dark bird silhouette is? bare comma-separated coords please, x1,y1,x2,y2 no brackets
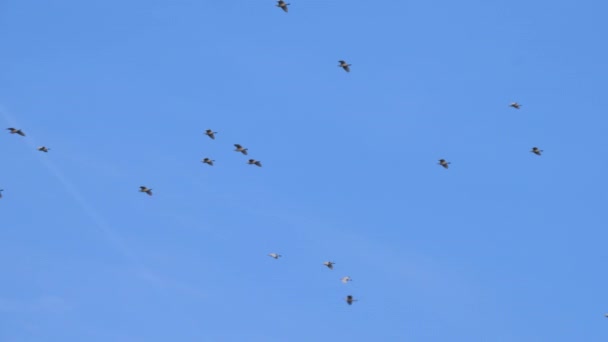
248,159,262,167
0,189,3,199
139,186,153,196
323,261,335,270
37,146,50,153
234,144,248,155
7,128,25,136
276,0,289,12
510,102,521,109
438,159,451,169
531,147,543,156
205,129,217,140
338,60,351,72
202,158,215,166
346,295,357,305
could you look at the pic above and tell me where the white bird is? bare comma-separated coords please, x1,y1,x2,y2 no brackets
268,253,282,259
341,276,352,284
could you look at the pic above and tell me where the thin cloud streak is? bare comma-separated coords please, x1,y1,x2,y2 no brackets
0,106,208,301
0,295,72,314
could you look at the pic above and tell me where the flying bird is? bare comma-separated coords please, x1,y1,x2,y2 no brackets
531,147,543,156
37,146,50,153
139,186,153,196
346,295,357,305
323,261,335,270
202,158,215,166
341,276,352,284
0,189,3,199
276,0,289,12
510,102,521,109
338,60,351,72
248,159,262,167
269,253,282,259
205,129,217,140
438,159,451,169
7,128,25,136
234,144,248,155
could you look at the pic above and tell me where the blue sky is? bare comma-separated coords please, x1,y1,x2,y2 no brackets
1,0,607,341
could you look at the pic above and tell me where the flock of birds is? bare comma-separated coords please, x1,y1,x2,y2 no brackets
1,2,549,309
435,101,543,169
135,130,263,197
4,121,361,305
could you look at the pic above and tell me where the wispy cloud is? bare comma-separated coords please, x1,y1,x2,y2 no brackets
0,106,209,302
0,295,72,314
136,269,209,301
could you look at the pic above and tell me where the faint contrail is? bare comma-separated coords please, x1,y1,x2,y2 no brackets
0,107,208,300
0,108,140,265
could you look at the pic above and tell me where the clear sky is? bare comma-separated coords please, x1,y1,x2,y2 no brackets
1,0,607,341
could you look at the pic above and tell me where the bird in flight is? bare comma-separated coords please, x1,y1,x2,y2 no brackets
202,158,215,166
139,186,153,196
234,144,248,155
510,102,521,109
0,189,3,199
276,0,289,12
346,295,357,305
37,146,50,153
531,147,543,156
205,129,217,140
268,253,282,259
438,159,451,169
341,276,352,284
248,159,262,167
338,60,351,72
323,261,335,270
7,128,25,136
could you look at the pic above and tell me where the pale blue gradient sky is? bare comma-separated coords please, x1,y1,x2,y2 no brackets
1,0,608,341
